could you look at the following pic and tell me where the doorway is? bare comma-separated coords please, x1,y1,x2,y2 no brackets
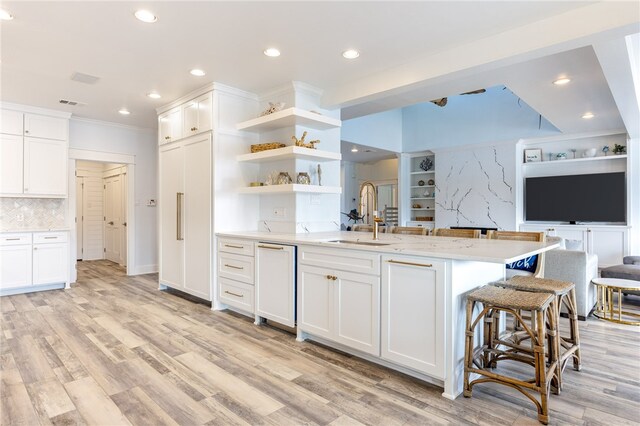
76,161,127,267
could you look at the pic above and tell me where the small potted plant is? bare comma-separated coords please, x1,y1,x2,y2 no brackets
613,144,626,155
602,145,610,156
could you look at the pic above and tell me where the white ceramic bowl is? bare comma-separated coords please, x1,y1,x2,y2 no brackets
584,148,597,158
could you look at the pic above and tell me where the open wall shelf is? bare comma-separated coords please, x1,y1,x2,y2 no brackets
236,107,341,131
237,184,342,194
237,146,341,163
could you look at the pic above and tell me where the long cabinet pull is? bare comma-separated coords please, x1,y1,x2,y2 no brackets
5,238,20,241
224,264,244,270
44,236,57,239
224,290,244,298
387,259,433,268
224,244,244,249
258,245,283,250
176,192,184,241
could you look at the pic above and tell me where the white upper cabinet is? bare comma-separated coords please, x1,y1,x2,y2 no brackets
1,110,24,135
182,93,212,137
24,113,67,140
158,107,182,145
0,134,24,194
24,137,68,196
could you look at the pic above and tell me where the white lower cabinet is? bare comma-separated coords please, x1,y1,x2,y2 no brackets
298,247,380,356
256,243,295,327
33,243,68,285
0,244,32,289
381,255,445,378
216,238,255,314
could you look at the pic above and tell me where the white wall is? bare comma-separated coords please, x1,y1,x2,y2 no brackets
402,86,559,152
341,109,403,152
69,118,157,274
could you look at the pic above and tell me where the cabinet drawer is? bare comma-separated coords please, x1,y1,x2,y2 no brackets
299,245,380,275
219,277,254,313
218,238,254,256
0,233,32,246
33,232,68,244
218,252,254,284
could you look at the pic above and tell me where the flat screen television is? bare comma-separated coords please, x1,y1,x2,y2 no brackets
525,172,626,223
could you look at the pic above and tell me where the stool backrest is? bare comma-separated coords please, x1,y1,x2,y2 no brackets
389,226,428,236
486,231,546,277
433,228,481,238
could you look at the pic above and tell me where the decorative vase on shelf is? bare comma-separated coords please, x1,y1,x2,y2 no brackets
583,148,597,158
296,172,311,185
556,152,567,160
277,172,292,185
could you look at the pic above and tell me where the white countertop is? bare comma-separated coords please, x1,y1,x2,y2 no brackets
1,228,70,233
216,231,559,264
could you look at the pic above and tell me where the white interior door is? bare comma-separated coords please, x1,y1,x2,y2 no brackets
82,176,104,260
104,175,122,263
76,177,83,260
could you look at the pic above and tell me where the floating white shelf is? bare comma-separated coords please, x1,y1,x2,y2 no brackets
411,208,433,210
237,146,341,163
236,107,341,131
237,184,342,195
410,171,435,175
523,154,627,167
410,186,435,190
410,197,435,200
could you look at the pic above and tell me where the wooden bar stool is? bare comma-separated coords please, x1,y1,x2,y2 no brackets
464,285,559,425
493,275,582,392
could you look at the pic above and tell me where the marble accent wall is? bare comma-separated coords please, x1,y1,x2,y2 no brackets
436,144,516,230
0,198,67,230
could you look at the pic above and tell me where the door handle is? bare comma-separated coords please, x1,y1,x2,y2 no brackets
108,221,114,225
123,222,127,226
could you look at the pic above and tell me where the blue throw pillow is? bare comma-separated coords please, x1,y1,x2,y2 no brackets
506,255,538,273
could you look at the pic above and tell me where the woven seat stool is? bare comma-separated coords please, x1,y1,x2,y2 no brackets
494,275,581,393
464,285,559,425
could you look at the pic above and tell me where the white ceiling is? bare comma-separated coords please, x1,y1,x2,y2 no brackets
341,140,397,163
1,2,638,136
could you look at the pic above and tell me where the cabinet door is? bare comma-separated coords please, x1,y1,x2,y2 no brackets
183,135,211,300
298,264,333,339
0,134,24,194
182,100,199,137
24,137,67,196
256,243,295,327
169,108,182,142
196,93,212,133
32,243,67,285
159,144,184,289
334,270,380,356
1,110,24,135
158,108,181,144
0,245,32,289
589,228,628,268
24,114,67,140
381,256,445,378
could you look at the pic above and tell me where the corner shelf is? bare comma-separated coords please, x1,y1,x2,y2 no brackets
236,107,341,131
237,146,341,163
410,171,435,175
523,154,627,167
237,184,342,195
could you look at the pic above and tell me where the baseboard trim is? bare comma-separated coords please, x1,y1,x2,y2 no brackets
131,264,158,275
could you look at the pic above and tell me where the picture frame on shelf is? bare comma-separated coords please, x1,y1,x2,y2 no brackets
524,148,542,163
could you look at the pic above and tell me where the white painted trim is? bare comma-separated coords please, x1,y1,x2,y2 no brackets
69,148,135,164
519,129,627,146
131,264,158,275
156,82,257,115
430,138,518,155
70,116,153,133
0,102,72,118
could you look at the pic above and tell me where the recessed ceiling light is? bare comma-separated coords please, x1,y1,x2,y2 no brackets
342,49,360,59
582,112,594,119
0,9,14,20
351,146,358,153
118,109,131,115
263,48,281,57
147,92,161,99
190,69,206,77
134,10,157,23
553,77,571,85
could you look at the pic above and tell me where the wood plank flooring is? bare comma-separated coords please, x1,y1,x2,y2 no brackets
1,259,639,425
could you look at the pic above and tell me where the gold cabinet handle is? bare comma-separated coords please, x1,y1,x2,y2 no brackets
325,275,337,281
165,136,171,140
224,264,244,270
224,290,243,298
387,259,432,268
191,127,197,131
5,238,20,241
224,244,244,249
258,245,283,250
176,192,184,241
44,236,57,239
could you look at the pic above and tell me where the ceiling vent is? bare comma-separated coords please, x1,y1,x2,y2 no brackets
59,99,86,106
70,72,100,84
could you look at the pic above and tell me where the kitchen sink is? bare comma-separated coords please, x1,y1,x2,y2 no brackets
325,239,390,246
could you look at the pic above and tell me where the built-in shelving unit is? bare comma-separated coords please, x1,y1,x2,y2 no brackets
236,107,341,131
237,146,341,163
523,154,627,167
237,184,342,195
403,151,436,227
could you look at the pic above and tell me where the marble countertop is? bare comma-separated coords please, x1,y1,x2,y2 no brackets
1,228,70,233
216,231,559,264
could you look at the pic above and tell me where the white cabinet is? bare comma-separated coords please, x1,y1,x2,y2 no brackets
0,108,69,198
159,133,212,300
24,114,67,140
33,243,68,285
183,93,213,137
520,224,629,268
381,255,445,378
24,137,67,196
298,247,380,356
158,107,182,145
217,238,255,313
256,243,295,327
0,134,24,194
0,244,32,290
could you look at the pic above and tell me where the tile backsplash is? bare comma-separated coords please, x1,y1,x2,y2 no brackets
0,198,67,230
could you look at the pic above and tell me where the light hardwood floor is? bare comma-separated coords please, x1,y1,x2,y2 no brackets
1,260,639,425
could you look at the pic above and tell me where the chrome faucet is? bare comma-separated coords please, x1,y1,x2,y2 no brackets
372,212,384,240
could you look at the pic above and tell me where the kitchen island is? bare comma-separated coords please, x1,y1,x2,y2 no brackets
215,231,558,399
